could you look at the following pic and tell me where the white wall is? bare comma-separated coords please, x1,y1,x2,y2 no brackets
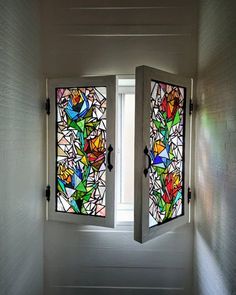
0,1,44,294
45,223,193,295
194,0,236,294
43,0,198,294
42,0,197,78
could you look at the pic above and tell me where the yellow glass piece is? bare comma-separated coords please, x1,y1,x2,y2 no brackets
91,134,104,150
173,173,180,185
58,147,67,157
153,140,165,155
71,89,84,105
81,155,88,166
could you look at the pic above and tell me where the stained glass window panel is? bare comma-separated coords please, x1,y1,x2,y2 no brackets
56,87,107,217
149,81,185,227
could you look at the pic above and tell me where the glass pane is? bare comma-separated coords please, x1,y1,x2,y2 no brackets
116,92,135,223
56,87,107,217
121,94,135,204
149,81,186,227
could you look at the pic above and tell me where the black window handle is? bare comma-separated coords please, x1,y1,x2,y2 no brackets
107,144,114,171
144,145,151,177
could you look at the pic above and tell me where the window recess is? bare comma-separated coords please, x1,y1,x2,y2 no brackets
46,67,192,243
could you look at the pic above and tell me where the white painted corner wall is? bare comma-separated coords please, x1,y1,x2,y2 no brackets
0,1,44,294
194,0,236,294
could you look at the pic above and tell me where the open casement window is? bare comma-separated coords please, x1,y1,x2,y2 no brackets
48,76,116,227
134,66,191,243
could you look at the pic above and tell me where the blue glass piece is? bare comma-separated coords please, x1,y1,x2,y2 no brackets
69,198,79,213
58,178,66,192
166,144,170,153
150,150,155,161
156,163,165,168
79,100,89,117
65,108,80,120
174,191,182,203
159,149,169,159
153,156,163,164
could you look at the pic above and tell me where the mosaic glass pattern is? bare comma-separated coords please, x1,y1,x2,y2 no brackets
56,87,107,217
149,81,185,227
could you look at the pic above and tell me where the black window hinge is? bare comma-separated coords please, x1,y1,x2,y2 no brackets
46,185,51,202
188,186,192,203
45,98,50,115
189,99,193,115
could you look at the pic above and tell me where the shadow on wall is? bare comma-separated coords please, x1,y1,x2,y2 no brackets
194,95,236,294
194,230,231,295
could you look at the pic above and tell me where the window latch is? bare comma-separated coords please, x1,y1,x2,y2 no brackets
46,185,51,202
189,99,193,115
188,187,192,203
45,98,50,115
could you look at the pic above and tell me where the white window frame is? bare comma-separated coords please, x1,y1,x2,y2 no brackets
134,65,191,243
47,76,116,227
